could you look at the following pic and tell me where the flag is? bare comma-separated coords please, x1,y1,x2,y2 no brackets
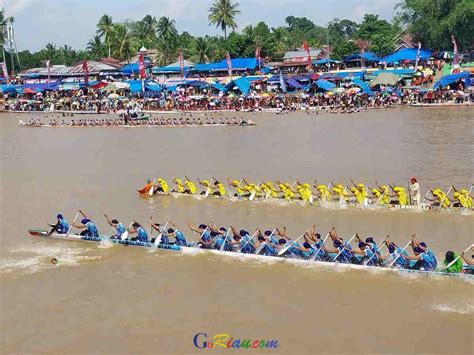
279,71,287,93
226,51,232,78
45,60,51,83
452,35,459,68
178,50,185,79
255,47,261,62
138,53,146,79
82,60,89,85
303,41,311,64
414,42,421,69
1,62,9,84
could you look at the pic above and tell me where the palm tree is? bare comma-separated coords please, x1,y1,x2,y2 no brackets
140,14,157,45
0,9,14,63
156,16,178,43
87,35,104,57
208,0,240,39
96,14,114,57
154,41,177,66
191,37,212,63
111,23,135,62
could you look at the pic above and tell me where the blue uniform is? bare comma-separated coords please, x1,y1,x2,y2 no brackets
334,242,352,263
115,223,126,238
213,235,224,250
240,234,256,254
362,248,377,266
174,230,187,246
419,252,437,271
136,227,148,242
389,247,408,268
160,234,169,244
57,218,69,234
200,230,212,248
312,241,327,260
85,221,99,238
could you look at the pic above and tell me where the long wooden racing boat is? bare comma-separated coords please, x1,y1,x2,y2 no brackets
142,191,472,214
28,229,473,280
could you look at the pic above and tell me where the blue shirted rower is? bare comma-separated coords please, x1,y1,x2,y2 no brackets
48,213,70,235
161,221,188,246
128,221,148,242
404,234,438,271
320,227,352,263
230,226,256,254
104,214,126,239
188,223,213,249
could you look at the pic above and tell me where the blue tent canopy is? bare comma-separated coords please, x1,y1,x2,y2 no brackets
382,48,432,64
351,78,374,96
369,69,415,77
313,58,339,65
344,52,380,63
0,84,18,94
233,77,252,95
433,71,471,89
314,79,336,91
121,61,152,75
194,58,259,72
286,78,304,89
145,82,162,92
211,82,227,92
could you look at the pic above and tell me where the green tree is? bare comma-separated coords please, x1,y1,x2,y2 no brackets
97,14,114,57
87,35,105,58
331,40,359,60
396,0,474,51
156,16,178,43
111,23,135,61
138,14,158,47
208,0,240,39
190,37,213,63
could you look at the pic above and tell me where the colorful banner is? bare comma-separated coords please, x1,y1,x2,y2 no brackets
452,35,459,68
46,60,51,83
82,61,89,85
138,53,146,79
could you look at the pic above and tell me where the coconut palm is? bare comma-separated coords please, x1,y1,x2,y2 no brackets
208,0,240,39
111,23,135,62
154,40,177,66
139,14,157,45
0,9,14,62
190,37,212,63
87,35,104,57
97,14,114,57
156,16,178,43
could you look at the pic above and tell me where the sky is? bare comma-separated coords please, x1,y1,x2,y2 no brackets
1,0,399,52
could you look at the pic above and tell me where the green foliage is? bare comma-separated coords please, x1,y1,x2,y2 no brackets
208,0,241,38
396,0,474,51
331,41,359,61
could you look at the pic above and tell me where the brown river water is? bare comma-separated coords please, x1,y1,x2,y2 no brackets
0,107,473,354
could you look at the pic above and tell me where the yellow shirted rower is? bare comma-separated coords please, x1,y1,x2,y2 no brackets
428,188,450,208
227,179,247,197
350,181,367,206
197,178,213,196
184,176,197,194
371,185,390,205
172,178,185,193
451,186,473,208
314,183,331,201
156,178,169,193
390,185,408,206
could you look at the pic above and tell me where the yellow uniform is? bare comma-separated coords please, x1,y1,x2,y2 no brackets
454,189,472,208
371,187,390,205
332,184,349,201
352,184,367,205
261,182,278,198
393,186,408,206
201,180,212,195
157,179,169,193
216,183,226,196
185,180,197,194
174,179,185,193
296,183,312,202
279,183,295,200
432,188,450,208
315,185,330,201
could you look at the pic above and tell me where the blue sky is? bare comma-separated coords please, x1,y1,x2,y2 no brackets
1,0,399,51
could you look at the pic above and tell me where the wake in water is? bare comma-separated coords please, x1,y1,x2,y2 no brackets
1,244,101,275
432,303,474,315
